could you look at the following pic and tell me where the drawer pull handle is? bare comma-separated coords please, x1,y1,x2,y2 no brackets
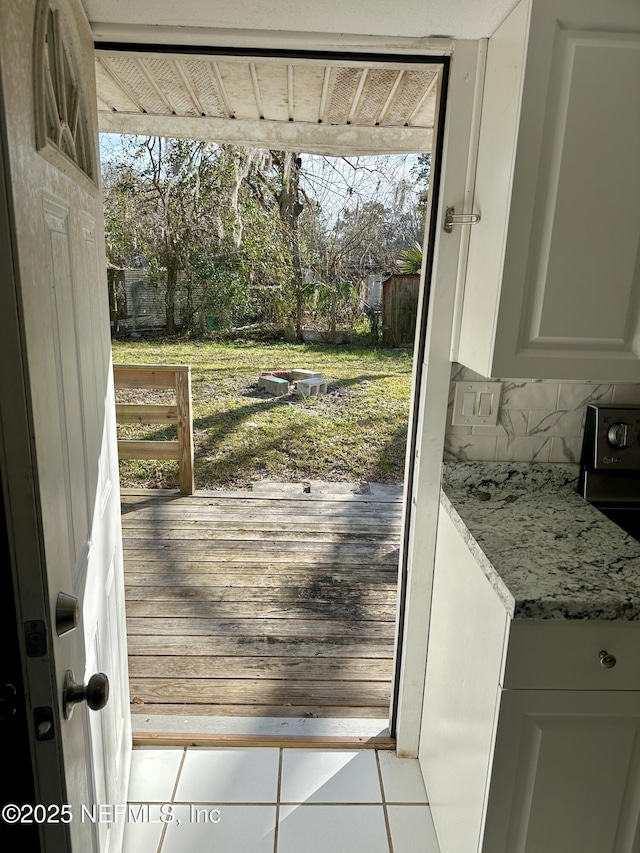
599,650,617,669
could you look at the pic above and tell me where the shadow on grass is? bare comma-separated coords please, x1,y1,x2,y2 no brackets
332,373,394,387
119,383,409,488
119,425,178,442
369,423,409,482
193,396,310,483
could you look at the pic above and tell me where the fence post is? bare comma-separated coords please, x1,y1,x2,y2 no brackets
175,367,195,495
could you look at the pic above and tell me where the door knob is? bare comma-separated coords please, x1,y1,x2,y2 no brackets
63,670,109,720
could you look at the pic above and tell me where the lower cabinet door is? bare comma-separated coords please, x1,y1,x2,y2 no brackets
481,690,640,853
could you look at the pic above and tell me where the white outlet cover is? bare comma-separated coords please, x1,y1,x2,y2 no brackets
452,381,502,426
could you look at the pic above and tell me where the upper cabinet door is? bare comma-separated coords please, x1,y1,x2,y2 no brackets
455,0,640,381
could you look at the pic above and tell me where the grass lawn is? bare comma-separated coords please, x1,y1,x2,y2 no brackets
112,340,414,490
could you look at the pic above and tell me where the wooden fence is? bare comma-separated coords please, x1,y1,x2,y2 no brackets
114,364,194,495
382,273,420,347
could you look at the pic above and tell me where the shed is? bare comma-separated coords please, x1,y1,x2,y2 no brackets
382,273,421,347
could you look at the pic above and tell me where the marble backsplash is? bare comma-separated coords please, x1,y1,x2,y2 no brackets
445,364,640,463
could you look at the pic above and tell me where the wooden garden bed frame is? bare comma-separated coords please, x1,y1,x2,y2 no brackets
114,363,195,495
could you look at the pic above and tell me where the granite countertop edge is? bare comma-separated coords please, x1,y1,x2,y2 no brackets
440,489,518,618
439,462,640,621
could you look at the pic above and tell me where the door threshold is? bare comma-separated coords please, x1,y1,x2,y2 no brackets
132,715,394,749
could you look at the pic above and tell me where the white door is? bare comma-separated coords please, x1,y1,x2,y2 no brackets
0,1,131,851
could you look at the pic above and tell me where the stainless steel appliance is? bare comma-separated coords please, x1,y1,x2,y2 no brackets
579,404,640,540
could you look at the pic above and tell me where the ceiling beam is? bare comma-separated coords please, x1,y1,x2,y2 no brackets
287,64,294,122
377,69,404,125
249,62,265,119
347,68,368,125
98,110,433,155
406,72,439,126
96,56,148,113
318,66,331,124
173,60,206,115
209,61,234,118
136,59,176,113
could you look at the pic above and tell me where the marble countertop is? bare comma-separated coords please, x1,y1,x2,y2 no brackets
441,462,640,620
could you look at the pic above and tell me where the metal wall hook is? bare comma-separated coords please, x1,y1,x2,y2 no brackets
444,206,481,233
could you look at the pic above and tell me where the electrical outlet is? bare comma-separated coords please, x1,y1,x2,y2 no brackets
452,381,502,426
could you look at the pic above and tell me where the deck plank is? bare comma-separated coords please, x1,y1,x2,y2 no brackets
124,571,395,586
123,560,397,575
128,656,393,681
124,516,398,529
128,678,391,706
126,600,396,620
125,585,396,604
126,617,395,637
130,704,390,718
124,542,398,571
122,490,402,720
122,527,399,542
127,635,393,658
122,538,399,555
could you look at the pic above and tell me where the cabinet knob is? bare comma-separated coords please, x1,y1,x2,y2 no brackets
599,650,617,669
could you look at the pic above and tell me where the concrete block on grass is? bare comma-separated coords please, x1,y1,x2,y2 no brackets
258,375,290,396
296,377,328,397
291,369,323,381
261,370,292,381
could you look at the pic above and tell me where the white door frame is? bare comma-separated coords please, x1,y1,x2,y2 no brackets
94,30,485,751
393,39,486,756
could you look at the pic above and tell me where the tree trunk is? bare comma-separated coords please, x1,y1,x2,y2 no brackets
165,257,178,335
294,243,304,342
182,272,196,333
330,286,337,344
273,152,304,341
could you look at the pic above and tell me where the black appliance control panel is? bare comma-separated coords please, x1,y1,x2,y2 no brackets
582,405,640,471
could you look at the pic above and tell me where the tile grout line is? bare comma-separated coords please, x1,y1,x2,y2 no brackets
276,800,410,806
132,799,430,807
376,750,394,853
274,748,283,853
157,747,188,853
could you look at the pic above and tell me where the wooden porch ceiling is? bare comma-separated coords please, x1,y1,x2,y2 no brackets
122,490,402,720
95,50,440,154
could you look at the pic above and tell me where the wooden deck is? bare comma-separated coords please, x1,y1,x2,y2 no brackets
122,490,403,719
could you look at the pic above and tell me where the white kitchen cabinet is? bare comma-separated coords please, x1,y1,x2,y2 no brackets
454,0,640,381
482,690,640,852
419,506,640,853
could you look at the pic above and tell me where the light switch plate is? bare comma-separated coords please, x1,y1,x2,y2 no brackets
452,381,502,426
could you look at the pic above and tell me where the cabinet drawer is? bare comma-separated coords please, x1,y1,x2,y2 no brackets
503,621,640,691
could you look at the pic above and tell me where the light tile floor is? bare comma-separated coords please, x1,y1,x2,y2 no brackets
123,747,440,853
